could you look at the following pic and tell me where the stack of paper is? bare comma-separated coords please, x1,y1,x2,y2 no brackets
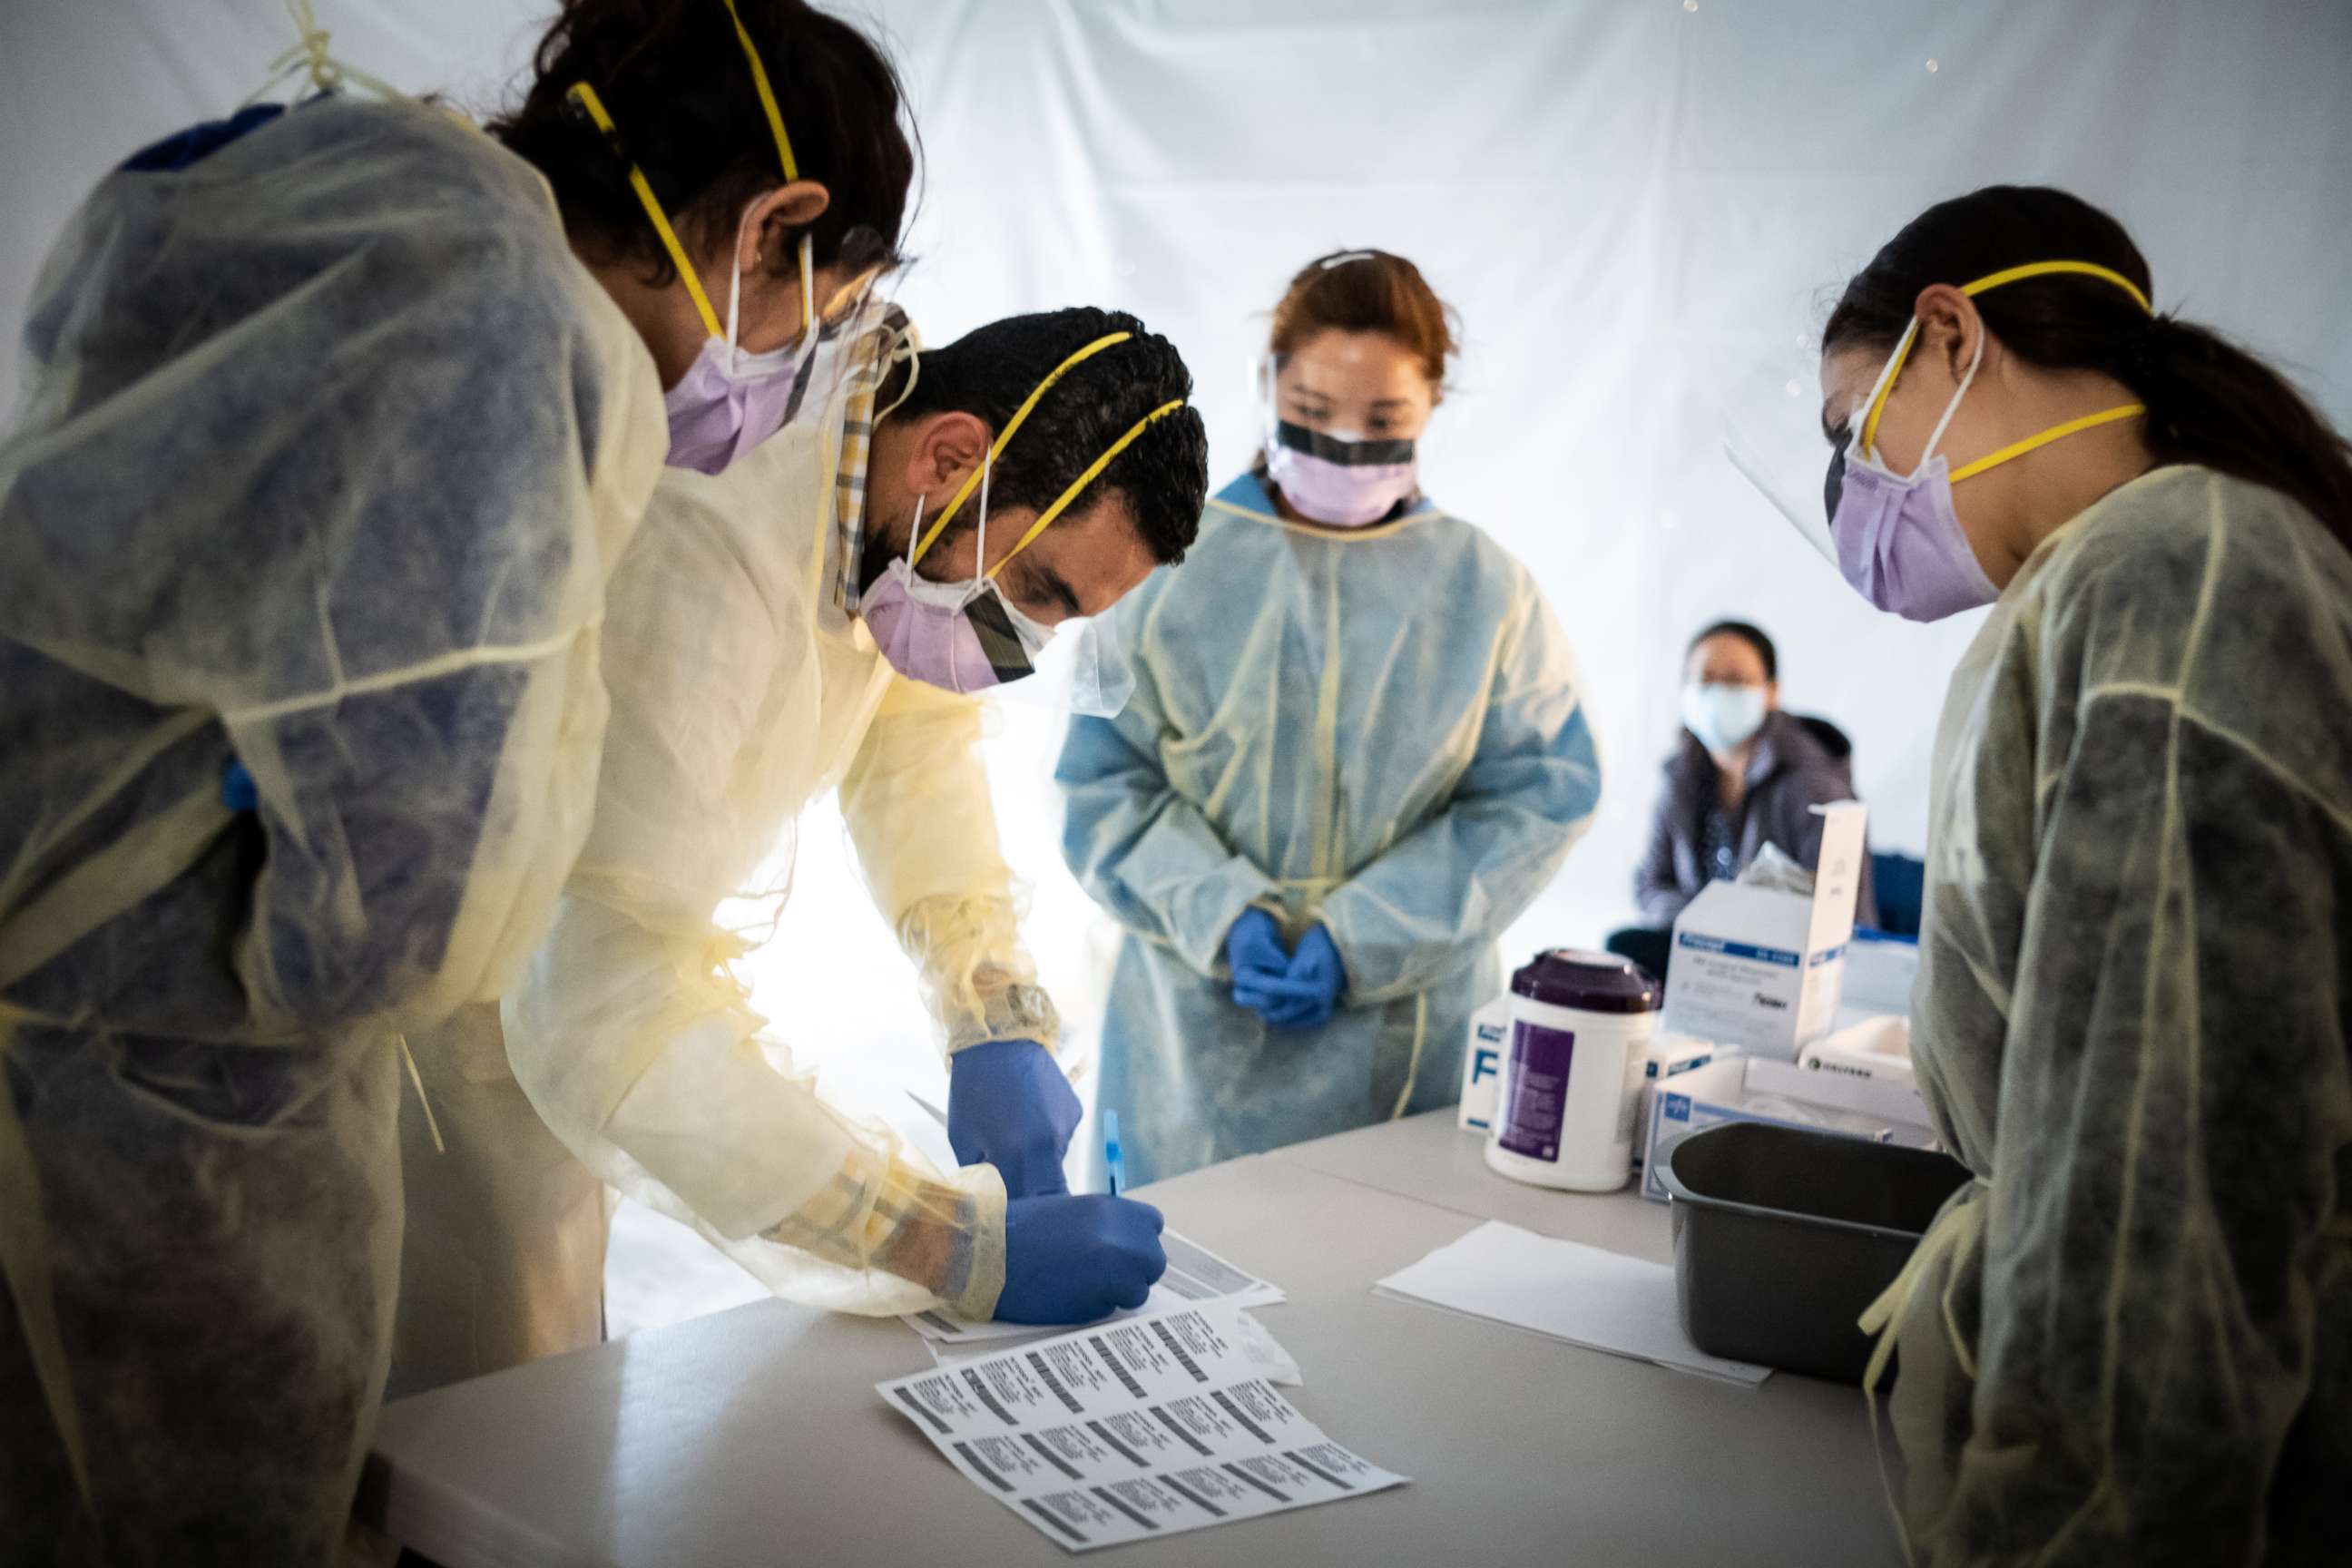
1376,1220,1771,1387
879,1303,1406,1553
906,1230,1286,1363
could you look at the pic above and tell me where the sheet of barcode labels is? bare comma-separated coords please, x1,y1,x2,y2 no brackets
877,1302,1407,1552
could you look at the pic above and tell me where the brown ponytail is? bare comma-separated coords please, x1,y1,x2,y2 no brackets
1825,185,2352,557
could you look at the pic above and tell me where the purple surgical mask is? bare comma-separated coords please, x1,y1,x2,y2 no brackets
1265,421,1418,527
1826,328,1999,622
663,233,827,475
859,480,1052,694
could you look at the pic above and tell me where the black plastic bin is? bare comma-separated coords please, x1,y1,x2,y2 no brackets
1656,1121,1973,1384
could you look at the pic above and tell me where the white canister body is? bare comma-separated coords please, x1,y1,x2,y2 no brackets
1485,954,1661,1191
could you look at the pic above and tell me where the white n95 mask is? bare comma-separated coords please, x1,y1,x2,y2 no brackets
1681,683,1769,754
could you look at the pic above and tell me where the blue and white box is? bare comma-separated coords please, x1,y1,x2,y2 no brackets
1640,1052,1899,1201
1658,801,1868,1059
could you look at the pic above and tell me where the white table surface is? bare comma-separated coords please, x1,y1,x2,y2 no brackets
363,1121,1901,1567
1270,1108,1678,1260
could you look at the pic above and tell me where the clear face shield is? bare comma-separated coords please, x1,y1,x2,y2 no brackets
1716,354,1843,569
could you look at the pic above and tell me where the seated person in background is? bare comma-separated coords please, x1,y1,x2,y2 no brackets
1612,621,1875,977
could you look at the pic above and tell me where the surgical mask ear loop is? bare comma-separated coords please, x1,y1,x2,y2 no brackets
969,446,994,603
876,331,921,421
1911,328,1987,478
724,244,744,369
799,231,815,338
903,493,926,571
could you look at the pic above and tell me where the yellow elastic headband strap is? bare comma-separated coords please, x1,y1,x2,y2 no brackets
1948,403,2146,483
912,331,1134,565
566,82,724,339
988,399,1189,579
568,5,802,343
1858,257,2155,458
1962,260,2152,315
719,0,800,181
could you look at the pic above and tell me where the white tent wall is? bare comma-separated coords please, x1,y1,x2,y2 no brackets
6,0,2350,1120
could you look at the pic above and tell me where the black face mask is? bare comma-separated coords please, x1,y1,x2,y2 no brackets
1271,419,1416,467
1823,425,1853,526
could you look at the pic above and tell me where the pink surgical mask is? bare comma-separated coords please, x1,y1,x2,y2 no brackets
1265,421,1418,527
663,233,830,475
859,480,1052,694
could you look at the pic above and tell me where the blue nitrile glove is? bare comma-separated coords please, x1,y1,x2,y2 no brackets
1277,923,1347,1030
1227,908,1301,1024
948,1038,1083,1199
995,1193,1169,1324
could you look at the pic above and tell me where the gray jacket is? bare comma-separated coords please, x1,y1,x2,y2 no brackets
1632,710,1877,928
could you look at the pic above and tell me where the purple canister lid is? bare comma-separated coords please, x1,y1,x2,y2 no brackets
1509,948,1660,1014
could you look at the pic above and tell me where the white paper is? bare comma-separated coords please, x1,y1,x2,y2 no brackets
928,1300,1305,1389
906,1230,1286,1348
1375,1220,1772,1387
880,1303,1406,1553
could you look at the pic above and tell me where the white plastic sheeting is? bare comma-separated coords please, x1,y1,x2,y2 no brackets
6,0,2350,1097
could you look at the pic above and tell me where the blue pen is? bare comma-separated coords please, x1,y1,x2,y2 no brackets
1103,1110,1125,1197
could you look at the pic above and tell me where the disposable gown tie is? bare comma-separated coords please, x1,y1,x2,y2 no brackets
0,96,667,1561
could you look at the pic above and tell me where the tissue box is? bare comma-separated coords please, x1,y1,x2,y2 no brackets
1838,929,1920,1019
1749,1052,1939,1152
1660,801,1867,1059
1641,1053,1898,1200
1632,1034,1723,1169
1457,995,1511,1133
1798,1014,1916,1092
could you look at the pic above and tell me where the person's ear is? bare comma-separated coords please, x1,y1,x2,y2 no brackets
737,180,831,273
908,411,993,498
1910,283,1980,384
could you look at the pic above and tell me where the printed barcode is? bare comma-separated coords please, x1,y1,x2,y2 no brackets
954,1441,1013,1493
1152,1404,1213,1455
1160,1471,1227,1518
1157,1269,1216,1301
1223,1461,1289,1504
1091,1335,1148,1398
1026,1350,1083,1412
1092,1485,1160,1531
1023,1433,1083,1481
892,1386,951,1435
1086,1418,1146,1467
1286,1446,1353,1490
1211,1388,1273,1445
960,1367,1015,1426
916,1310,961,1335
1024,1499,1088,1544
1151,1318,1209,1383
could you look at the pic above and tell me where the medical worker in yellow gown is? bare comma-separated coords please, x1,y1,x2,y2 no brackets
1808,185,2351,1565
393,302,1210,1392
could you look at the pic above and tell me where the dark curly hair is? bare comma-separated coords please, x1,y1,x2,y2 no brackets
891,308,1210,566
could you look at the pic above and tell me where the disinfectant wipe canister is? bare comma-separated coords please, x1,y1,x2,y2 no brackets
1485,950,1661,1192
